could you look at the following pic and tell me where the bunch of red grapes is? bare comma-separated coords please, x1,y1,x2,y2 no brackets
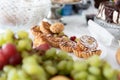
0,43,22,69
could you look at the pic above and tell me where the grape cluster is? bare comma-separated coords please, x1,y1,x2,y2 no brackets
0,30,119,80
0,30,33,70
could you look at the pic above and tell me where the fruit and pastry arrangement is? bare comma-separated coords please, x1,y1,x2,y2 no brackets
0,30,119,80
31,21,102,59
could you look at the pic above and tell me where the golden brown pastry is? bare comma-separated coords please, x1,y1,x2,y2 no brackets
40,21,52,34
50,22,64,33
45,34,64,48
72,45,83,58
116,47,120,64
59,40,76,53
33,35,48,48
81,50,102,58
77,35,98,51
50,75,71,80
31,25,43,37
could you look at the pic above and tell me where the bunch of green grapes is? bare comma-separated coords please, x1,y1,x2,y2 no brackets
71,55,119,80
0,30,119,80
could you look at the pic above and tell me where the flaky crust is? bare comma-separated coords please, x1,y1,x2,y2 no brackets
40,21,52,34
116,47,120,64
31,25,43,37
81,50,102,59
50,22,64,33
59,40,76,53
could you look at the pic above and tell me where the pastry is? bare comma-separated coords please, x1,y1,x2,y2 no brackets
45,34,64,48
97,1,120,24
81,50,102,58
116,47,120,64
72,45,82,57
50,75,70,80
31,25,43,37
33,35,48,48
50,22,64,34
77,35,98,51
40,21,52,35
59,40,76,53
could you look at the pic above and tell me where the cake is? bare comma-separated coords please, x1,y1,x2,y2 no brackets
97,1,120,24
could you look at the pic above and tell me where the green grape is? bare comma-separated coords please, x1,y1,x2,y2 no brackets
0,34,5,46
73,61,88,72
88,66,101,76
7,68,19,80
17,39,28,51
57,60,67,71
3,29,14,44
45,48,56,58
22,64,44,75
0,77,6,80
87,75,97,80
44,60,53,66
103,67,116,79
3,65,14,73
5,29,14,37
87,55,101,67
17,69,31,80
66,61,73,73
73,71,88,80
45,65,57,75
22,56,38,65
65,56,73,61
57,50,68,60
21,51,30,58
17,30,28,39
17,38,32,51
71,70,78,77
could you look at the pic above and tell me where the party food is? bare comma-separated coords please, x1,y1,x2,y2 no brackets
50,22,64,33
31,21,102,58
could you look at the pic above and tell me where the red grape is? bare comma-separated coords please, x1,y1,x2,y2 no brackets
70,36,76,41
9,53,22,66
35,43,51,51
2,43,17,59
0,49,6,69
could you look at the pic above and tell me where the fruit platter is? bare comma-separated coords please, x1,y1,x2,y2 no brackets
0,21,120,80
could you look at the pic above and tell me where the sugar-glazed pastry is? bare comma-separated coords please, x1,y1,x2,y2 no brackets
50,22,64,33
33,35,48,48
45,34,64,48
81,50,102,58
72,45,82,58
77,35,98,51
31,25,43,37
59,40,77,53
40,21,52,34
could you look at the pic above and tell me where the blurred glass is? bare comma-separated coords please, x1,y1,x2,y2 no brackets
0,0,51,32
